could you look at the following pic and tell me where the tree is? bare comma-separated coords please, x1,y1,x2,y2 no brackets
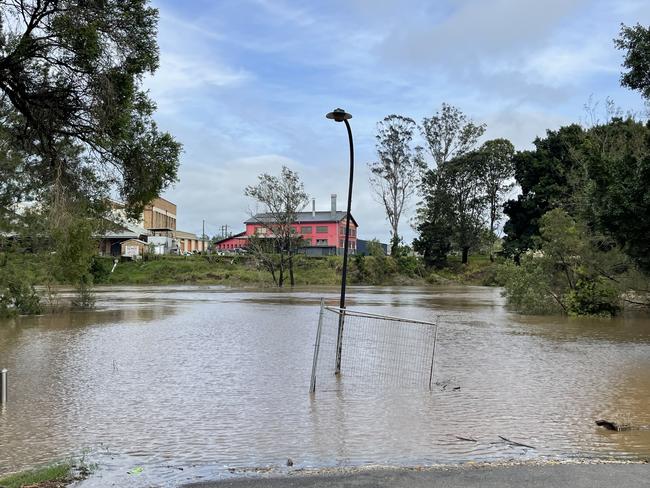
502,125,586,258
582,117,650,273
500,209,626,316
478,139,515,261
445,152,486,264
502,117,650,274
420,103,486,167
369,115,424,255
415,104,485,266
0,0,181,218
245,166,309,287
615,23,650,100
413,168,453,267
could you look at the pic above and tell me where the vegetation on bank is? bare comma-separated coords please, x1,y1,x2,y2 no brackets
0,250,499,292
0,462,73,488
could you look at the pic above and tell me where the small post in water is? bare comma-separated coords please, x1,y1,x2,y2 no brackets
428,323,439,391
0,368,7,404
309,299,325,393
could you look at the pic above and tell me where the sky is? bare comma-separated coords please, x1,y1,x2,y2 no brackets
144,0,650,244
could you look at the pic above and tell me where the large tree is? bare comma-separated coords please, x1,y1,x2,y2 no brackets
478,138,515,261
415,104,485,266
615,23,650,100
368,114,424,255
502,116,650,275
413,168,453,267
582,117,650,273
245,166,309,287
445,152,486,264
502,124,586,258
0,0,181,218
420,103,486,167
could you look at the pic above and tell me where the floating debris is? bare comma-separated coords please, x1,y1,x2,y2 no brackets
596,420,632,431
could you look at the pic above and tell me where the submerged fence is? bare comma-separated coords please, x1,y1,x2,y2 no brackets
309,300,438,392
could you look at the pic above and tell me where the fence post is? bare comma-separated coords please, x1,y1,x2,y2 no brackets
335,310,345,375
428,323,439,391
1,369,7,404
309,299,325,393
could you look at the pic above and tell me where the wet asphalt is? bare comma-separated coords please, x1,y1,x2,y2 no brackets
183,463,650,488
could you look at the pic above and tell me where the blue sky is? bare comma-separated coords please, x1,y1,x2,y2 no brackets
145,0,649,243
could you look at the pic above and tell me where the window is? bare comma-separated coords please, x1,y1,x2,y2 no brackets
316,226,328,233
316,239,328,246
300,226,312,234
255,227,267,235
304,238,312,246
339,239,343,248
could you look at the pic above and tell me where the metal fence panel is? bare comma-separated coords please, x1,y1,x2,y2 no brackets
310,302,438,392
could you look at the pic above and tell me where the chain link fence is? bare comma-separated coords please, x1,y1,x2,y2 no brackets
310,300,438,392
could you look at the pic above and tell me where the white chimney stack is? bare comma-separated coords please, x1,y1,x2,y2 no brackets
331,194,337,218
312,198,316,217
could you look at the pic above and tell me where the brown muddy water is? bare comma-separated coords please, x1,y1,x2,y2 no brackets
0,285,649,487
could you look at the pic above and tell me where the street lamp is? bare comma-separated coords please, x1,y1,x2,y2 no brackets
326,108,354,375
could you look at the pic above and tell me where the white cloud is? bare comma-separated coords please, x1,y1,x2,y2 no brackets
145,53,249,97
144,0,650,247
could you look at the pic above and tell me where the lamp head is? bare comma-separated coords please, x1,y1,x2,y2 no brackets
326,108,352,122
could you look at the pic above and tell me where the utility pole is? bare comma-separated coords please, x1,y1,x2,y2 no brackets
202,219,205,252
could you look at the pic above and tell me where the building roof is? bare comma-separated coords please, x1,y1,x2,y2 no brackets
245,211,358,227
174,229,199,239
121,239,148,245
97,220,148,240
214,232,246,245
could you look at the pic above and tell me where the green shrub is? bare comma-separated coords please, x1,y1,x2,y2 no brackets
498,259,563,315
396,255,424,277
89,256,112,283
0,253,42,317
565,277,621,316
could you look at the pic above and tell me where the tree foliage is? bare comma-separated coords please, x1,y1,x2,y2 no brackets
502,125,586,257
0,0,181,218
502,118,650,274
478,138,515,260
420,103,486,167
413,166,453,267
501,209,627,316
244,166,309,287
444,152,486,264
415,104,491,266
615,23,650,100
369,114,424,255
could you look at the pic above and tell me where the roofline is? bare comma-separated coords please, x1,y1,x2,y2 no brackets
149,196,175,207
214,231,246,245
245,214,358,227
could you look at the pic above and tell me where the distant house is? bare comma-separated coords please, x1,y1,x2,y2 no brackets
97,220,149,257
120,239,148,258
215,194,358,256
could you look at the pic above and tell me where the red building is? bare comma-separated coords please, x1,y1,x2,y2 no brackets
215,195,358,256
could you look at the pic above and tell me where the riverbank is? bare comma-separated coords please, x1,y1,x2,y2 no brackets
0,460,91,488
5,252,499,288
183,462,650,488
99,254,497,287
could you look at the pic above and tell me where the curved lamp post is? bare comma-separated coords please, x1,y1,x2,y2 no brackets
326,108,354,375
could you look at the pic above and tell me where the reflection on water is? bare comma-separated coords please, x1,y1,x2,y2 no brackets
0,285,649,487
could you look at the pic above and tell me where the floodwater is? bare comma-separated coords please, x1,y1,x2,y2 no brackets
0,285,649,486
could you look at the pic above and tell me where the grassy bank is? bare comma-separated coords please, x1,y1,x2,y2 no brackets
3,251,499,290
0,462,73,488
92,253,499,287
